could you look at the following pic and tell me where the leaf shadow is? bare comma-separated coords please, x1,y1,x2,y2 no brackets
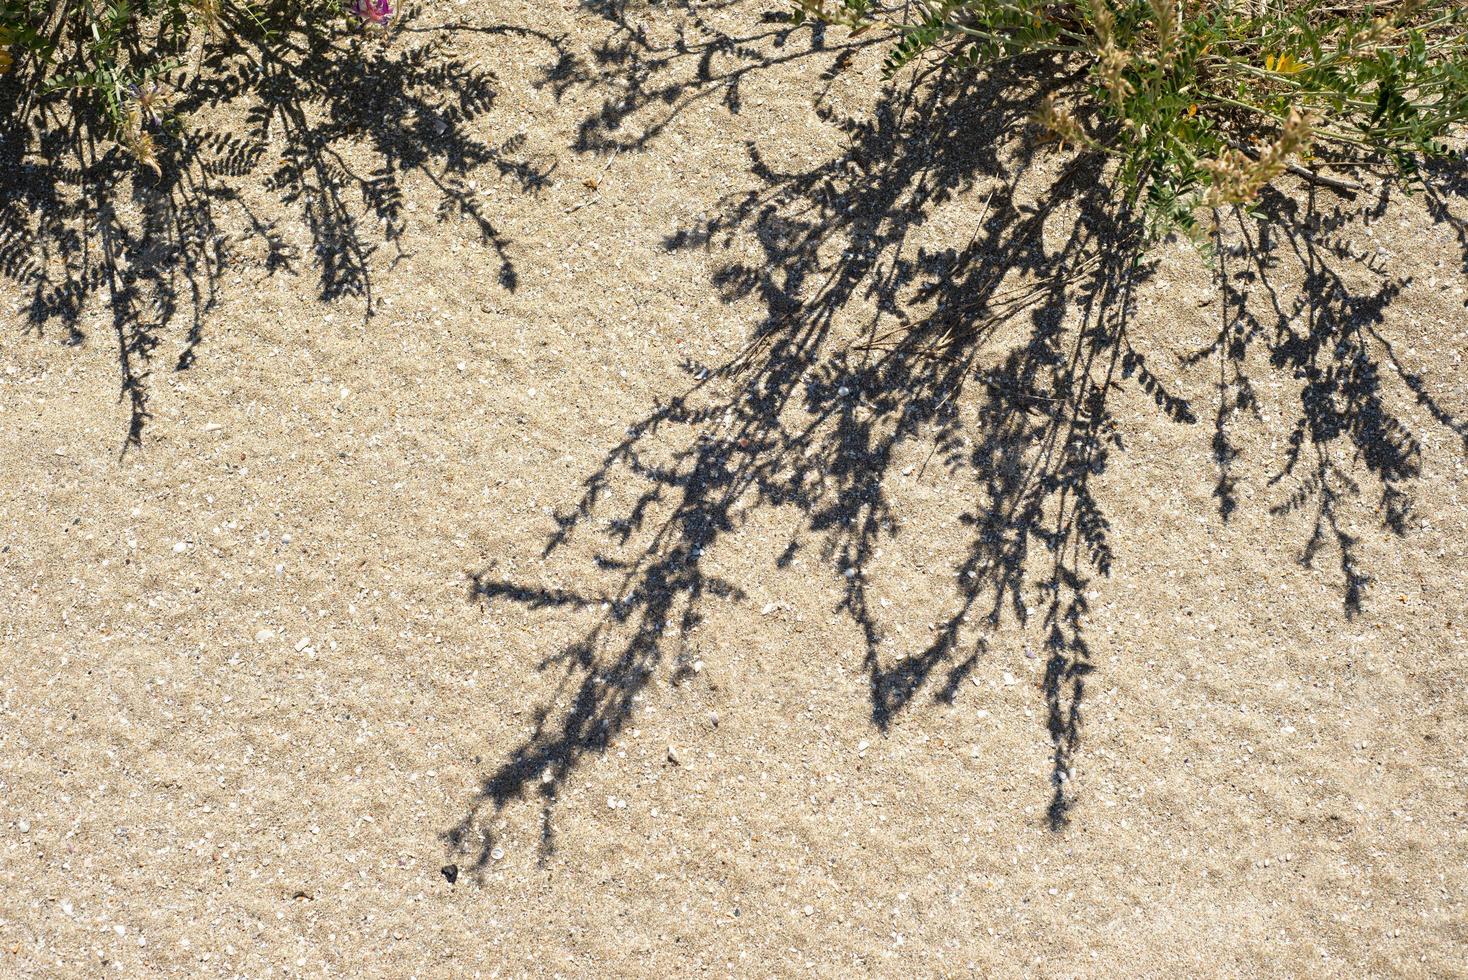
448,23,1467,867
0,4,559,450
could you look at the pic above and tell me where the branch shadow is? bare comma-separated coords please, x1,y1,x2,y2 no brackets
526,0,879,154
0,4,559,450
448,26,1467,866
1196,183,1468,614
447,50,1196,867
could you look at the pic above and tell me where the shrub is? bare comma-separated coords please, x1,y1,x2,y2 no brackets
0,0,391,171
792,0,1468,240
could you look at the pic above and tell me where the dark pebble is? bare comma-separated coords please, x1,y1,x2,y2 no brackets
441,864,459,884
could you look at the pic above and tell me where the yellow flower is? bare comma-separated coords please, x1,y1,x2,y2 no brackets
1265,52,1307,74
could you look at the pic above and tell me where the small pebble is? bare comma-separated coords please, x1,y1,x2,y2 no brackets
440,864,459,884
491,847,504,862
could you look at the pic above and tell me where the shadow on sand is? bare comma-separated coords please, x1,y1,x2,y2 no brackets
446,9,1466,871
1,0,1459,872
0,3,556,449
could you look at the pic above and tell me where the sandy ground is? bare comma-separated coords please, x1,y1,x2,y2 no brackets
3,1,1468,976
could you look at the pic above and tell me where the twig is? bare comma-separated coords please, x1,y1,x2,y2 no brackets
1227,140,1364,195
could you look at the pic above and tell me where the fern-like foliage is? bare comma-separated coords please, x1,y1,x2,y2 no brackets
792,0,1468,239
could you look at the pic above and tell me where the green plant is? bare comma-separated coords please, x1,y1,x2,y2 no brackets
0,0,389,171
792,0,1468,241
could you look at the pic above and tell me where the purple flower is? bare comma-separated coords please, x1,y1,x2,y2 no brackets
352,0,393,26
129,81,170,127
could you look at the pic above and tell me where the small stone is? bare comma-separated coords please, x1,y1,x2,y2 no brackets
491,847,504,862
440,864,459,884
857,740,869,753
202,422,223,432
666,746,681,766
255,628,274,642
760,602,778,615
173,541,189,553
803,905,814,916
691,660,704,673
295,636,311,652
17,820,30,833
1002,672,1018,686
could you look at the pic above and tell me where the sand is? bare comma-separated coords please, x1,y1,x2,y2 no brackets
2,1,1467,975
